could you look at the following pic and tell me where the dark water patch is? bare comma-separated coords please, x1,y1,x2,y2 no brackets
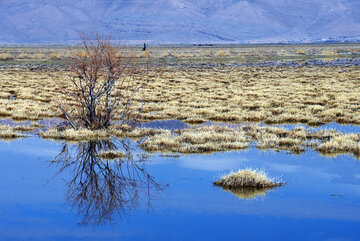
0,138,360,240
0,118,62,128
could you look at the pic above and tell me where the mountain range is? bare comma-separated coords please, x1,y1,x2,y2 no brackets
0,0,360,44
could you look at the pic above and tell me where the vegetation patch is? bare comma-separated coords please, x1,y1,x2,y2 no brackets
214,169,282,188
0,125,26,140
38,128,110,141
1,45,360,126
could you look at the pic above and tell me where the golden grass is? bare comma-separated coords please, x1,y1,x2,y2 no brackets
0,45,360,126
214,169,282,188
1,120,360,157
0,125,26,139
139,125,360,157
38,128,110,141
140,126,249,153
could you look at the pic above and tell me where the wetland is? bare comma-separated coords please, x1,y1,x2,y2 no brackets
0,43,360,240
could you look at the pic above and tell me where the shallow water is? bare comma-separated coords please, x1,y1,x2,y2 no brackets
0,137,360,241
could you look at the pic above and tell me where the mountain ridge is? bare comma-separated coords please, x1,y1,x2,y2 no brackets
0,0,359,44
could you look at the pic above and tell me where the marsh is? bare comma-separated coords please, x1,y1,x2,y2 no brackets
1,44,360,240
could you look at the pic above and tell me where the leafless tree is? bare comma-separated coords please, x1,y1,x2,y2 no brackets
58,33,149,130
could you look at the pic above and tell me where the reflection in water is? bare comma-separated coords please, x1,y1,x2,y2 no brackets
51,139,163,225
219,187,275,200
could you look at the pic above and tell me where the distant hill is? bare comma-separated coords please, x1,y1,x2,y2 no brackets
0,0,360,44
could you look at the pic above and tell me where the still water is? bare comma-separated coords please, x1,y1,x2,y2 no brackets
0,137,359,241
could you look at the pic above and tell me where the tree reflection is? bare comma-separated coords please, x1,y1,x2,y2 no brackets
51,139,163,225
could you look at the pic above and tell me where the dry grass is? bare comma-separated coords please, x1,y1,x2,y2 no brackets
214,169,282,188
2,119,360,157
0,125,26,140
38,128,110,141
0,45,360,126
140,126,249,153
139,125,360,157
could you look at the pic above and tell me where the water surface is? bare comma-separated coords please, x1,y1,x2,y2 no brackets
0,137,359,240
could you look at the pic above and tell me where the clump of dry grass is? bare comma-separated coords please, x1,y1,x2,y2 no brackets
0,125,26,139
38,128,110,141
317,134,360,155
214,169,283,188
97,150,127,159
140,126,249,154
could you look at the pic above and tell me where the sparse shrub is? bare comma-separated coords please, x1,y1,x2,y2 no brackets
0,53,14,61
57,33,150,130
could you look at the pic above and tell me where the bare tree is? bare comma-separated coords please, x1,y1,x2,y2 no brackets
58,33,149,130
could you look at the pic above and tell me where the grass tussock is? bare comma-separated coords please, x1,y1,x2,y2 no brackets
214,169,282,188
0,125,26,139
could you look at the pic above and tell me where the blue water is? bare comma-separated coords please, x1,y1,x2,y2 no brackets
0,137,360,240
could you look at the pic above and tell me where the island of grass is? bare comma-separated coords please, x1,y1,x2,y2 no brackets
214,169,283,188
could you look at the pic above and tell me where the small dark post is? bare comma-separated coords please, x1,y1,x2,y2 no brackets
142,43,147,51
